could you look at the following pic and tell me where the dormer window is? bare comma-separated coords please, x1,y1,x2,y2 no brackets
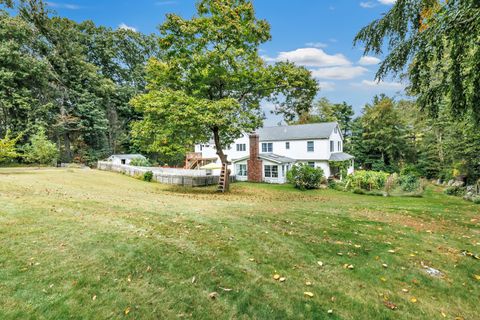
330,141,334,152
334,126,338,134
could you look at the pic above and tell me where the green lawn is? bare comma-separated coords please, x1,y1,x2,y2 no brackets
0,168,479,319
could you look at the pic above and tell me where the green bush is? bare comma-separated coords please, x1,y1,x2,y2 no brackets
472,196,480,204
398,174,420,192
287,164,325,190
23,128,59,165
143,171,153,182
130,157,152,167
444,186,465,196
344,170,389,191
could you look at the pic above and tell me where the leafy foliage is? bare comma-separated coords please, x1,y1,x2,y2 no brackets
344,170,390,191
131,0,318,175
286,163,325,190
143,171,153,182
398,174,420,192
444,186,465,197
23,128,59,165
0,130,21,163
354,0,480,123
130,157,152,167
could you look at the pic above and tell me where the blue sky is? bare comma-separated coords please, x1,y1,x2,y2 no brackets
45,0,406,125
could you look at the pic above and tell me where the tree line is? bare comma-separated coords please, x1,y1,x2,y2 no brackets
1,0,479,184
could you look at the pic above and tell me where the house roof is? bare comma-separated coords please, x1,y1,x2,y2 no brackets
329,152,355,161
256,122,338,141
109,154,146,159
232,153,295,164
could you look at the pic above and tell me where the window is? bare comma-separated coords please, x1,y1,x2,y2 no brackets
308,162,315,168
334,126,338,134
199,145,203,151
307,141,314,152
264,165,278,178
338,141,341,151
236,164,247,176
236,143,246,152
285,141,290,150
330,141,334,152
262,142,273,153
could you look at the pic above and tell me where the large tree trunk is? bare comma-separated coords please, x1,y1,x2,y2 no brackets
212,126,230,191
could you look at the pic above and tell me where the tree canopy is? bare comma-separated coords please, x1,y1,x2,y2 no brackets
354,0,480,123
131,0,318,168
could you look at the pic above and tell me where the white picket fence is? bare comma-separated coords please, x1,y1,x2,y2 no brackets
97,161,232,187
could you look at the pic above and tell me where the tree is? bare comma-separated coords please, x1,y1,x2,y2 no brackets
316,99,354,137
0,130,21,163
350,96,411,172
131,0,318,190
23,128,59,165
354,0,480,123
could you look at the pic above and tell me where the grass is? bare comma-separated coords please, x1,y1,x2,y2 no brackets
0,167,479,319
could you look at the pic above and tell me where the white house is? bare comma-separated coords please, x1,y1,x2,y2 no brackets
194,122,354,183
107,154,146,165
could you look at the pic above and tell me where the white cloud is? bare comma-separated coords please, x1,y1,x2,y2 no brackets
358,56,381,65
357,80,404,90
378,0,396,4
319,81,335,91
46,2,80,9
276,48,350,67
312,66,368,80
118,23,137,32
360,1,376,8
305,42,328,49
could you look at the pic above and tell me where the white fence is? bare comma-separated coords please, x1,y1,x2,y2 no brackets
97,161,233,187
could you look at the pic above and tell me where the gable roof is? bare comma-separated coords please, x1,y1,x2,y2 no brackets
329,152,354,161
232,153,295,164
257,122,338,141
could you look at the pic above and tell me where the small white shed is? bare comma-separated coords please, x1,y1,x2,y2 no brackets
107,154,146,165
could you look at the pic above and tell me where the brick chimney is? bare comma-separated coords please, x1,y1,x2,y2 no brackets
247,133,262,182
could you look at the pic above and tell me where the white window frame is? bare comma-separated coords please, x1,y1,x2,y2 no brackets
236,164,247,176
307,141,314,152
264,165,278,178
236,143,246,152
262,142,273,153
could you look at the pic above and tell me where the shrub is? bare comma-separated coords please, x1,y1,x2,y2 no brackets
130,157,152,167
472,196,480,204
143,171,153,182
344,170,389,191
287,163,325,190
444,186,465,196
23,128,59,165
398,174,420,192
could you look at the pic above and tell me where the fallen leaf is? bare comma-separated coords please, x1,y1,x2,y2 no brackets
304,291,314,297
191,276,196,283
279,277,286,282
383,301,397,310
382,264,388,268
380,277,386,282
305,281,312,286
208,292,218,300
337,253,343,256
92,295,97,301
402,288,409,293
410,297,417,303
327,309,333,314
249,258,255,262
388,250,396,254
124,307,131,315
317,261,324,267
474,274,480,281
273,274,280,280
146,266,152,272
